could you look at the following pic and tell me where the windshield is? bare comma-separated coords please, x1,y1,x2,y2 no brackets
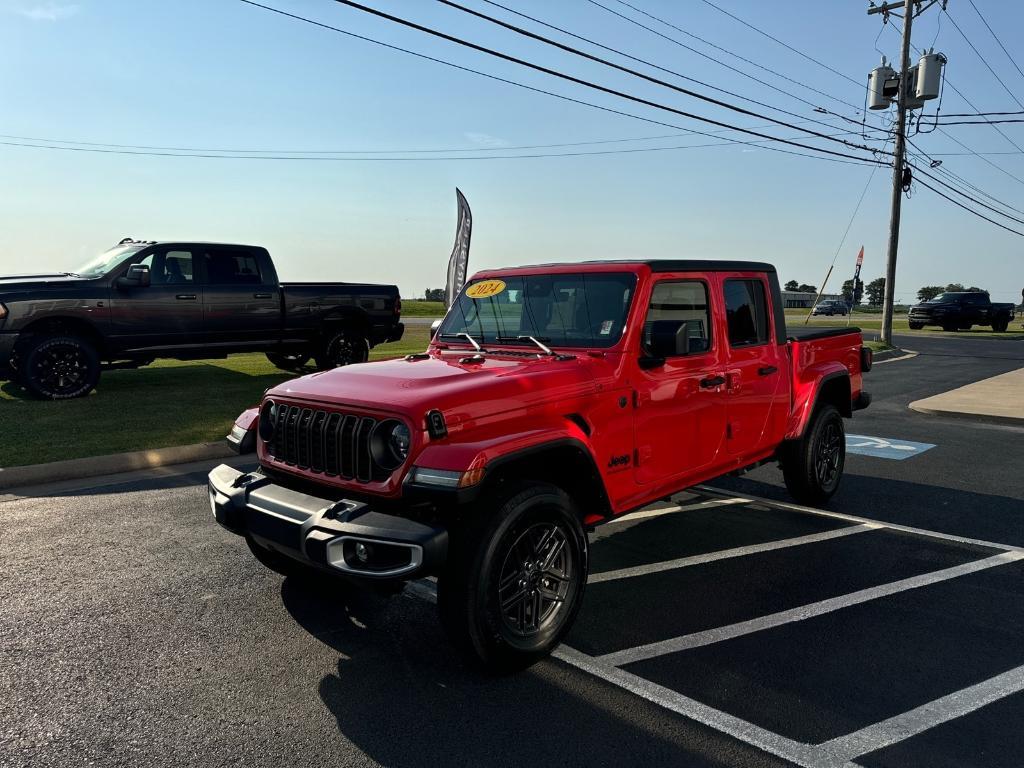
72,245,146,278
926,293,954,303
438,272,637,349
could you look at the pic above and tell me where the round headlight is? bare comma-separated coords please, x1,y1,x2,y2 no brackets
370,419,410,471
259,400,277,442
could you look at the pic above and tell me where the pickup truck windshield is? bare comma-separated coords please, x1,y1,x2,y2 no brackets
73,245,146,277
439,272,636,348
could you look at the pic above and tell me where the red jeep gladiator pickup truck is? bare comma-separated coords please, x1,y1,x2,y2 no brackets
209,260,871,671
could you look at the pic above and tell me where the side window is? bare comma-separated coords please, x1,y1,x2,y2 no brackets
133,251,193,285
204,249,262,285
644,280,712,355
724,279,770,347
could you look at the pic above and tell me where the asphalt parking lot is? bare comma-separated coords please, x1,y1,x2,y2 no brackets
2,334,1022,768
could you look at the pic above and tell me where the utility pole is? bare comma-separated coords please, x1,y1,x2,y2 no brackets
869,0,914,346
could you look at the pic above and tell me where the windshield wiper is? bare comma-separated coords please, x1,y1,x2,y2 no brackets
438,332,487,352
496,335,555,356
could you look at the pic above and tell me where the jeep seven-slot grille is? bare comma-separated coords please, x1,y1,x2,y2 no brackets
267,404,380,482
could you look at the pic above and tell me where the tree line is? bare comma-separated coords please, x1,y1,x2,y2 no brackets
787,278,987,306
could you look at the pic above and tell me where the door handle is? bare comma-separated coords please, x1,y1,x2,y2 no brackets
176,294,197,301
253,293,273,299
758,365,778,376
700,375,726,389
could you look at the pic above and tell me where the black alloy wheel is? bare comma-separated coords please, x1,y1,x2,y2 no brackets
813,419,843,490
317,330,368,370
23,335,101,400
495,522,575,639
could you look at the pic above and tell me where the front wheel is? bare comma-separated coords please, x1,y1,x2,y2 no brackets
781,404,845,506
908,322,924,330
992,319,1008,332
438,482,588,673
22,335,101,400
266,351,311,371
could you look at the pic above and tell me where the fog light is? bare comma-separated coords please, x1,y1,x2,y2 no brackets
354,542,371,563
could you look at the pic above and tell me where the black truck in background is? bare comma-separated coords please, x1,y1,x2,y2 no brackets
0,239,404,399
907,291,1015,332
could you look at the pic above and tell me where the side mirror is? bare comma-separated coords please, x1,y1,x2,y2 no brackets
116,264,151,289
429,319,442,339
640,320,690,368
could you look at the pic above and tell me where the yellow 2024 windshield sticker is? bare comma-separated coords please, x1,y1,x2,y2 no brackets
465,279,506,299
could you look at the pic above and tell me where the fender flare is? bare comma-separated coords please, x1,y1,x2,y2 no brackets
786,366,851,440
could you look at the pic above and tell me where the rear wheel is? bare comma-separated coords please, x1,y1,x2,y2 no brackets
942,322,958,332
22,335,100,400
992,319,1009,332
438,482,587,673
316,328,368,370
266,351,311,371
781,404,845,506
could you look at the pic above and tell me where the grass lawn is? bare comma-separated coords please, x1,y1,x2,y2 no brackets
0,325,431,468
401,299,445,317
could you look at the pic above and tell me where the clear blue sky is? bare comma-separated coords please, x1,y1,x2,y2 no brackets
1,0,1022,302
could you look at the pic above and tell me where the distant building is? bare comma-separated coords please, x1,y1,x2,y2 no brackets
781,291,843,309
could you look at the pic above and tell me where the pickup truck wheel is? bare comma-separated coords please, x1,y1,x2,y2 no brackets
781,404,845,506
438,482,587,674
908,322,924,330
266,351,311,371
316,330,369,370
992,319,1008,332
22,335,100,400
942,322,958,332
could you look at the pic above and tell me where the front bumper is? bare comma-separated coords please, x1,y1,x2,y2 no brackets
208,464,447,581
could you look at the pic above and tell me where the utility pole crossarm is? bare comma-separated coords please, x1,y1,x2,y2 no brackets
867,1,911,15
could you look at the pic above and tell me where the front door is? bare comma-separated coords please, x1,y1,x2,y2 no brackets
198,245,281,347
633,276,728,486
721,275,788,460
107,248,204,352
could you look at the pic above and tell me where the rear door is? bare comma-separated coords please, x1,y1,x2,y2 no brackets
720,275,788,460
107,247,204,352
633,275,728,485
198,246,281,347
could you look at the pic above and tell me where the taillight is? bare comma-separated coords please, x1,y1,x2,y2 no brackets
394,297,402,316
860,346,873,372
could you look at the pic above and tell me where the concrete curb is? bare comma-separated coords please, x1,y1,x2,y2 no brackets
870,347,912,364
0,441,236,491
908,402,1024,427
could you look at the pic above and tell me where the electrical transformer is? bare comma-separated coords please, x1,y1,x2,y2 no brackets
868,57,896,110
904,65,926,109
916,49,945,100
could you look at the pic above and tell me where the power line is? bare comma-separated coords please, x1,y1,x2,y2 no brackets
910,163,1024,227
966,0,1024,87
476,0,884,140
428,0,888,158
695,0,866,91
942,5,1024,110
313,0,887,165
932,118,1024,126
906,137,1024,216
924,109,1024,117
590,0,885,128
0,128,879,162
915,176,1024,237
231,1,876,168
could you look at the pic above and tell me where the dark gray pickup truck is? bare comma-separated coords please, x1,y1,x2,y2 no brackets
0,239,404,399
907,291,1015,332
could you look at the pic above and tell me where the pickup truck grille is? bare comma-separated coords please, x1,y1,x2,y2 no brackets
267,404,380,483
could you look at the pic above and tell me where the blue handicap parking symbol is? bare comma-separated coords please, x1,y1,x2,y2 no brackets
846,434,936,460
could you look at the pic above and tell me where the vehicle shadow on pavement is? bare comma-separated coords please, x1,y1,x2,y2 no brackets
712,473,1024,548
278,577,782,768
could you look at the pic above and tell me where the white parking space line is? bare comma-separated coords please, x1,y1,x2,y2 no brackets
819,663,1024,767
872,351,918,365
588,523,881,584
696,486,1024,555
553,645,823,768
602,497,749,525
597,552,1024,667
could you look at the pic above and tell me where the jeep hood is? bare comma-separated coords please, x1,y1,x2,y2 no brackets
266,351,622,425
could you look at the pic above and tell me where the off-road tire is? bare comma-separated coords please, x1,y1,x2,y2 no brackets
266,351,311,371
908,322,924,330
22,335,101,400
992,319,1009,332
942,322,958,332
438,482,588,674
315,329,369,370
781,404,845,506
